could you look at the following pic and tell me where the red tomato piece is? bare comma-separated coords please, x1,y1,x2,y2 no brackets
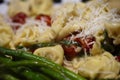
62,45,78,60
116,56,120,62
74,36,95,51
12,26,20,31
12,17,25,24
35,14,51,26
12,12,27,24
16,12,27,19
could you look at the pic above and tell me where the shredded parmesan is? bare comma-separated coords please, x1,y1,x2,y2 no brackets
16,18,50,34
74,0,120,38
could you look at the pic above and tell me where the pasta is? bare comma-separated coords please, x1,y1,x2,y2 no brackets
30,0,53,16
8,0,31,17
0,0,120,79
13,21,55,46
64,52,120,79
78,52,120,79
52,0,120,79
51,2,86,40
105,22,120,45
33,45,64,64
0,22,14,47
8,0,53,17
56,18,82,40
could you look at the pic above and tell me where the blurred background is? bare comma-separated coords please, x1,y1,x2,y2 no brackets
0,0,119,14
0,0,89,14
0,0,89,3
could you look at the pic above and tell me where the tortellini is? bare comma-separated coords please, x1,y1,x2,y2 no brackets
8,0,31,17
76,52,120,79
33,45,64,65
105,22,120,45
51,0,114,41
90,42,104,55
1,0,120,80
30,0,53,16
8,0,53,17
64,52,120,79
56,18,82,40
51,2,86,40
0,21,14,47
13,24,55,46
108,0,120,10
90,29,105,55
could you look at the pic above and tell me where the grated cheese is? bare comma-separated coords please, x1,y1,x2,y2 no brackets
15,18,50,35
74,0,120,39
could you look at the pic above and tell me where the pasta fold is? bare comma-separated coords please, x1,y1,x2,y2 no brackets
8,0,53,17
13,24,55,46
105,22,120,45
33,45,64,64
0,21,14,47
77,52,120,79
51,2,85,40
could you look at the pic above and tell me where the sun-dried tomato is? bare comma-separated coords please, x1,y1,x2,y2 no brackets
62,45,78,60
74,36,95,51
115,56,120,62
35,14,51,26
12,12,27,24
12,26,20,32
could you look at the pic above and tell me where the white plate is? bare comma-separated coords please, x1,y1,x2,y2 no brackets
0,4,8,14
0,0,9,14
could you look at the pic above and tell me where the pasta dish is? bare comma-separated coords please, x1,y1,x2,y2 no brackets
0,0,120,80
